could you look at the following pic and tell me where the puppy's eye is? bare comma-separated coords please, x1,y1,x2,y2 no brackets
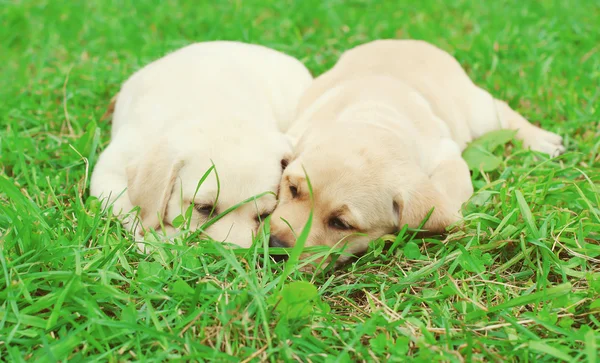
289,185,298,198
255,212,271,223
194,203,214,216
329,217,353,230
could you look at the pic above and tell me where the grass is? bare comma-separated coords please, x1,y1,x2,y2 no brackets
1,0,599,361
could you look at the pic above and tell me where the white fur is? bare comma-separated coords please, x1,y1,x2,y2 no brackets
91,41,312,249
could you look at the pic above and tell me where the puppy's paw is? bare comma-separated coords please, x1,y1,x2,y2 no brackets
521,127,565,157
134,225,178,254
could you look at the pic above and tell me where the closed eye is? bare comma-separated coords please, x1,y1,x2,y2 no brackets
255,212,271,223
328,217,353,230
194,203,216,216
289,185,298,198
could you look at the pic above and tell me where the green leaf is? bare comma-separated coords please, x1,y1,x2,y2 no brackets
274,319,290,339
471,129,517,150
274,281,322,320
120,303,137,324
172,279,194,297
360,317,379,335
589,299,600,310
481,252,493,266
137,261,162,280
404,242,421,259
458,248,488,273
586,273,600,293
537,310,558,325
317,299,331,314
462,129,516,171
325,352,351,363
469,190,493,206
463,146,503,171
558,317,574,329
171,214,184,228
181,253,201,269
370,334,388,354
394,336,410,355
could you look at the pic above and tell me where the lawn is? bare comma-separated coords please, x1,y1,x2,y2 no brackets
1,0,599,361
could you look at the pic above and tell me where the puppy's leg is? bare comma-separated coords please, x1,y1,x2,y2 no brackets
402,154,472,233
431,159,473,213
90,145,137,227
494,100,565,157
91,152,153,254
427,139,474,215
464,87,564,156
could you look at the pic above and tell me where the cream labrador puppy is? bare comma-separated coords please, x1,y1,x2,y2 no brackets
269,39,564,262
90,41,312,248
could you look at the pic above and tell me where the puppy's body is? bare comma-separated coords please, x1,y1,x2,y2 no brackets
290,40,562,155
91,41,312,248
270,40,563,260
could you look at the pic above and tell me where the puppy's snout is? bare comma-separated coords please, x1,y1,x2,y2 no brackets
269,235,289,248
269,236,289,262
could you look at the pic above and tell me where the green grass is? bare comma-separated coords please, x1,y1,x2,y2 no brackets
1,0,599,361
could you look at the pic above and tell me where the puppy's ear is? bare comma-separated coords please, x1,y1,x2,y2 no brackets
126,146,184,231
284,133,300,150
280,151,294,171
280,134,295,171
394,178,459,234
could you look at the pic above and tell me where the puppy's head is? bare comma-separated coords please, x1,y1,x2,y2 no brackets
269,124,457,263
127,125,292,248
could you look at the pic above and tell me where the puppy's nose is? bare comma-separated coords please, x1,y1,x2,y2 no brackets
269,236,289,262
269,236,288,248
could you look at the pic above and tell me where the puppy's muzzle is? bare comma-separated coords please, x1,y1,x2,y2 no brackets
268,236,289,262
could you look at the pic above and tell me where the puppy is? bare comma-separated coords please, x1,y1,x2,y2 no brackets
90,41,312,248
269,39,564,263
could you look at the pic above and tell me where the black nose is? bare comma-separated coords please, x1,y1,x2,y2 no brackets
269,236,288,248
269,236,289,262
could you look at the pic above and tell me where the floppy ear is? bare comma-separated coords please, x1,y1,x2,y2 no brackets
394,177,460,234
126,146,184,232
280,134,294,171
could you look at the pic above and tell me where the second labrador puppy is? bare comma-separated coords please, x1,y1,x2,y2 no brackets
269,39,564,262
91,41,312,248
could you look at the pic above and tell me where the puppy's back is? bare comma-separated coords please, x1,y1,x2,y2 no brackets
111,41,312,137
295,40,498,147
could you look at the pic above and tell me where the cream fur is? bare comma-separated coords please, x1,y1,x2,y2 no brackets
270,39,564,262
90,41,312,249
